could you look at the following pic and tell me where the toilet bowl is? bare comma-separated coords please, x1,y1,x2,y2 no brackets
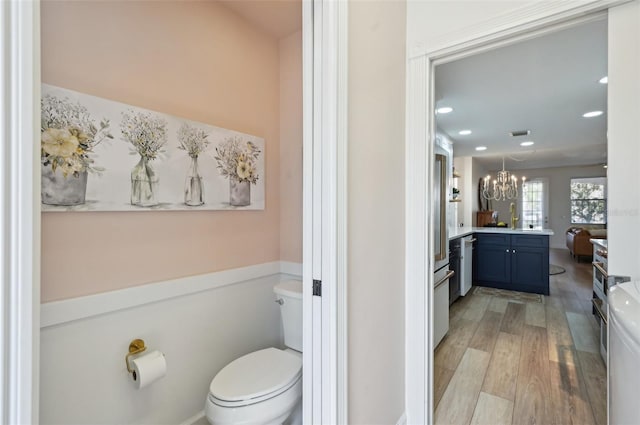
205,280,303,425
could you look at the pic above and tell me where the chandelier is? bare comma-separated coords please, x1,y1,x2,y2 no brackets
482,157,526,201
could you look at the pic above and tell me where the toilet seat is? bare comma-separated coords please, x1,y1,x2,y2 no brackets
209,348,302,407
205,376,302,425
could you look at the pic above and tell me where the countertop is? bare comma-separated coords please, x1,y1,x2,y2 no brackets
590,238,608,249
449,226,555,240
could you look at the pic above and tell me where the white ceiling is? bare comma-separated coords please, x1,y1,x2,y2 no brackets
219,0,302,39
435,19,608,171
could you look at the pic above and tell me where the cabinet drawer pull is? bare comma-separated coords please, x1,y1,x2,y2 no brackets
592,298,607,324
592,262,608,279
435,270,455,289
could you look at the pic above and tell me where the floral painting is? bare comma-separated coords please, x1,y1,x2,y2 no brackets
214,137,261,206
41,84,265,211
41,93,113,205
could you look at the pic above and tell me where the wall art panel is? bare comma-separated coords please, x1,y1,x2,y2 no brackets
41,84,265,211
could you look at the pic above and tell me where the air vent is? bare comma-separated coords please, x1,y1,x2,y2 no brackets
509,130,531,137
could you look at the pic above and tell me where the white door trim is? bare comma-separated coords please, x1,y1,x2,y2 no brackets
334,1,349,422
0,0,40,423
405,1,630,423
303,0,348,423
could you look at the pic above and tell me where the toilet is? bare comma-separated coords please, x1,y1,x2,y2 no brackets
205,280,303,425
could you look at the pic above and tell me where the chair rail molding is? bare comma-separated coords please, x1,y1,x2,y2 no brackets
405,0,630,423
41,261,301,328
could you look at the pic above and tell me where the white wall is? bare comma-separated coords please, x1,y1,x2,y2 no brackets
608,0,640,279
453,156,473,227
39,267,300,424
453,155,490,227
471,158,490,226
437,132,457,230
348,0,406,423
407,1,538,55
489,164,606,248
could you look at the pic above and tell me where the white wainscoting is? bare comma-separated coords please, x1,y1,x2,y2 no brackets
39,262,301,425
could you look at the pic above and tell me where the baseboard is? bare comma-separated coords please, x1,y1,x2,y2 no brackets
396,412,407,425
179,410,205,425
41,261,302,328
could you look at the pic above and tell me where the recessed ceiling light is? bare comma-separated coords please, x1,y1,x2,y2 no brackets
436,107,453,114
520,141,534,147
458,130,472,135
583,110,604,118
599,76,608,84
475,146,487,151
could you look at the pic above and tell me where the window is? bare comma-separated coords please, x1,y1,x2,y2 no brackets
521,179,547,229
570,177,607,224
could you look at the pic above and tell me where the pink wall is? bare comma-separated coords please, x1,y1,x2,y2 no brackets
279,31,303,262
41,1,301,301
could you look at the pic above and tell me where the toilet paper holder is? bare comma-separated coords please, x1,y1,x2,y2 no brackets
125,338,147,374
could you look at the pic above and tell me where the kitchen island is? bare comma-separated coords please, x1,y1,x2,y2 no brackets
450,227,554,295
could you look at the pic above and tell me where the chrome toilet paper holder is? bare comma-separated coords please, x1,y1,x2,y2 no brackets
125,338,147,374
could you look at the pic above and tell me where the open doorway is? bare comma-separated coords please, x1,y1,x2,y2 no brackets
406,1,639,424
431,15,608,425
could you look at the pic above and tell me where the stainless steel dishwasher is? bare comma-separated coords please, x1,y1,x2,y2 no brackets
449,238,461,304
461,235,475,296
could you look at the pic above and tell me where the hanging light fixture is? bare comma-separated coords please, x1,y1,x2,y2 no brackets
482,157,526,201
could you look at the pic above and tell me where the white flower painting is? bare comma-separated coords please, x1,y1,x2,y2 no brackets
41,84,265,212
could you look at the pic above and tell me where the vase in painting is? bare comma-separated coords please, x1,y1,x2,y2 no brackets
229,179,250,206
41,164,88,206
131,156,159,207
184,155,204,206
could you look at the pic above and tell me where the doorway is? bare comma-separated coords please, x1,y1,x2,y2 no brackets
405,1,640,423
521,178,549,230
2,0,345,423
432,17,608,424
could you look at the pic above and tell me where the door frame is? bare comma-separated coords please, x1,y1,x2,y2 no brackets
0,0,41,423
405,1,630,423
303,0,350,423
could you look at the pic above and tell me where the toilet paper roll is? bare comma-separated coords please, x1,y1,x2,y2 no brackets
131,350,166,389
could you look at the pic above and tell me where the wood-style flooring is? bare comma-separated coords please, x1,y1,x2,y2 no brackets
434,248,606,425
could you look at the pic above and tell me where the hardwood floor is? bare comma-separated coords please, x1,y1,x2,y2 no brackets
434,248,607,425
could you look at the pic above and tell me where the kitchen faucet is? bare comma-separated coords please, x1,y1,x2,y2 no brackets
510,202,519,230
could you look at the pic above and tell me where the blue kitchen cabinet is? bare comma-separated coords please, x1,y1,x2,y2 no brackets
475,242,511,284
475,233,549,295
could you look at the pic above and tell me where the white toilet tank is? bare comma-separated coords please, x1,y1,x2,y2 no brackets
274,280,302,352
